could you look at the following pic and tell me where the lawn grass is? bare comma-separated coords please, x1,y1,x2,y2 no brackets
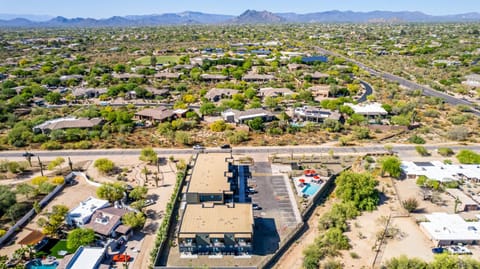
48,240,78,258
136,55,180,65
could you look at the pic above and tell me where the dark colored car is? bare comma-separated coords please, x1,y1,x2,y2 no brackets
432,247,444,254
220,144,231,149
22,152,34,157
252,204,262,210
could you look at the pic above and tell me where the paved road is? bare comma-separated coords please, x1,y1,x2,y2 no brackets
3,144,480,159
358,80,373,103
315,47,480,116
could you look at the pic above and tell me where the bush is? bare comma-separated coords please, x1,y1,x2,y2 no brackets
335,171,379,211
437,147,454,157
446,127,469,141
47,157,65,170
31,176,48,186
209,120,227,132
408,135,425,144
415,146,430,156
402,198,419,213
456,150,480,164
73,141,93,149
94,158,115,174
40,141,63,150
444,181,459,189
51,176,65,185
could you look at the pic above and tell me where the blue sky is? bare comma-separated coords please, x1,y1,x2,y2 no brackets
1,0,479,18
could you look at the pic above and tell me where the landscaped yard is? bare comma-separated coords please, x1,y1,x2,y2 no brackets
136,55,180,65
46,239,78,258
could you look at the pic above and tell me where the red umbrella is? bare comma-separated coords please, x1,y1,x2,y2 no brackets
299,178,305,183
313,175,320,180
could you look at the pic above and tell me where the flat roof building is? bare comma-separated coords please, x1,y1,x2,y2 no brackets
67,197,110,227
401,161,480,182
57,246,106,269
178,153,253,256
345,102,388,117
420,213,480,246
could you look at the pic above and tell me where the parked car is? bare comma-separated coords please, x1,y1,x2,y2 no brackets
252,204,262,210
193,144,205,150
143,199,156,207
247,187,257,194
112,254,132,262
431,247,444,254
220,144,231,149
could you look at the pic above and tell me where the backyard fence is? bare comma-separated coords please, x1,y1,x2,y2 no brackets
0,182,65,246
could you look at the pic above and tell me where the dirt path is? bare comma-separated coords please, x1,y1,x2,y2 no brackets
273,199,335,269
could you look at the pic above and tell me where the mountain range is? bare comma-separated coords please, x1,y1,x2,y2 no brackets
0,10,479,27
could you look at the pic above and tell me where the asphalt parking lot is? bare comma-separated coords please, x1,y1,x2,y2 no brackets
249,162,299,235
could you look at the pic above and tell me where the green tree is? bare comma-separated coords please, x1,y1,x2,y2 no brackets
199,102,217,115
122,212,146,229
96,182,125,203
47,157,65,170
129,186,148,201
437,147,454,157
335,171,379,211
456,150,480,164
94,158,115,174
379,156,402,178
139,147,158,164
38,205,69,237
67,228,95,250
0,185,16,217
45,92,62,104
6,203,29,222
415,146,430,156
384,255,427,269
247,117,264,131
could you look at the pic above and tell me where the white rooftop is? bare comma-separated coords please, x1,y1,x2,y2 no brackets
68,196,109,225
345,102,387,116
401,161,480,182
420,213,480,241
67,246,105,269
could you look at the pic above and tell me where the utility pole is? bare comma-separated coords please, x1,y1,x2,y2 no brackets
37,156,44,176
68,157,73,172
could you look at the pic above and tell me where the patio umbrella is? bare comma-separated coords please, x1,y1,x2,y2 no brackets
299,178,305,183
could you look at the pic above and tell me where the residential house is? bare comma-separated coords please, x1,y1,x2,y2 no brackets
294,106,342,123
72,88,107,99
66,197,110,227
60,75,84,82
345,102,388,118
222,108,275,124
154,72,181,80
33,117,103,134
308,72,329,81
287,63,306,71
242,74,275,83
401,161,480,183
463,74,480,88
307,85,330,100
445,189,479,212
57,246,107,269
83,207,132,238
134,106,176,123
200,74,228,82
204,88,239,102
259,87,294,98
112,73,145,81
145,87,169,98
420,213,480,246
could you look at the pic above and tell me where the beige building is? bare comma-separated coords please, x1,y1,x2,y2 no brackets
178,153,254,255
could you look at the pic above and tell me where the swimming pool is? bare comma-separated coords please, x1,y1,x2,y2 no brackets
26,260,58,269
302,183,321,196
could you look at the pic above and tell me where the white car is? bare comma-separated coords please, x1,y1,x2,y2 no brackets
193,145,205,150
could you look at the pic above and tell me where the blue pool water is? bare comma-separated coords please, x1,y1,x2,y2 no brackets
302,183,320,196
26,260,58,269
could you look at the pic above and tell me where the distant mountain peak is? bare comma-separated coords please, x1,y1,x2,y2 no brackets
232,9,286,24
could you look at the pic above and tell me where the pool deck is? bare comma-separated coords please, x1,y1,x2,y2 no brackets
292,174,326,199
